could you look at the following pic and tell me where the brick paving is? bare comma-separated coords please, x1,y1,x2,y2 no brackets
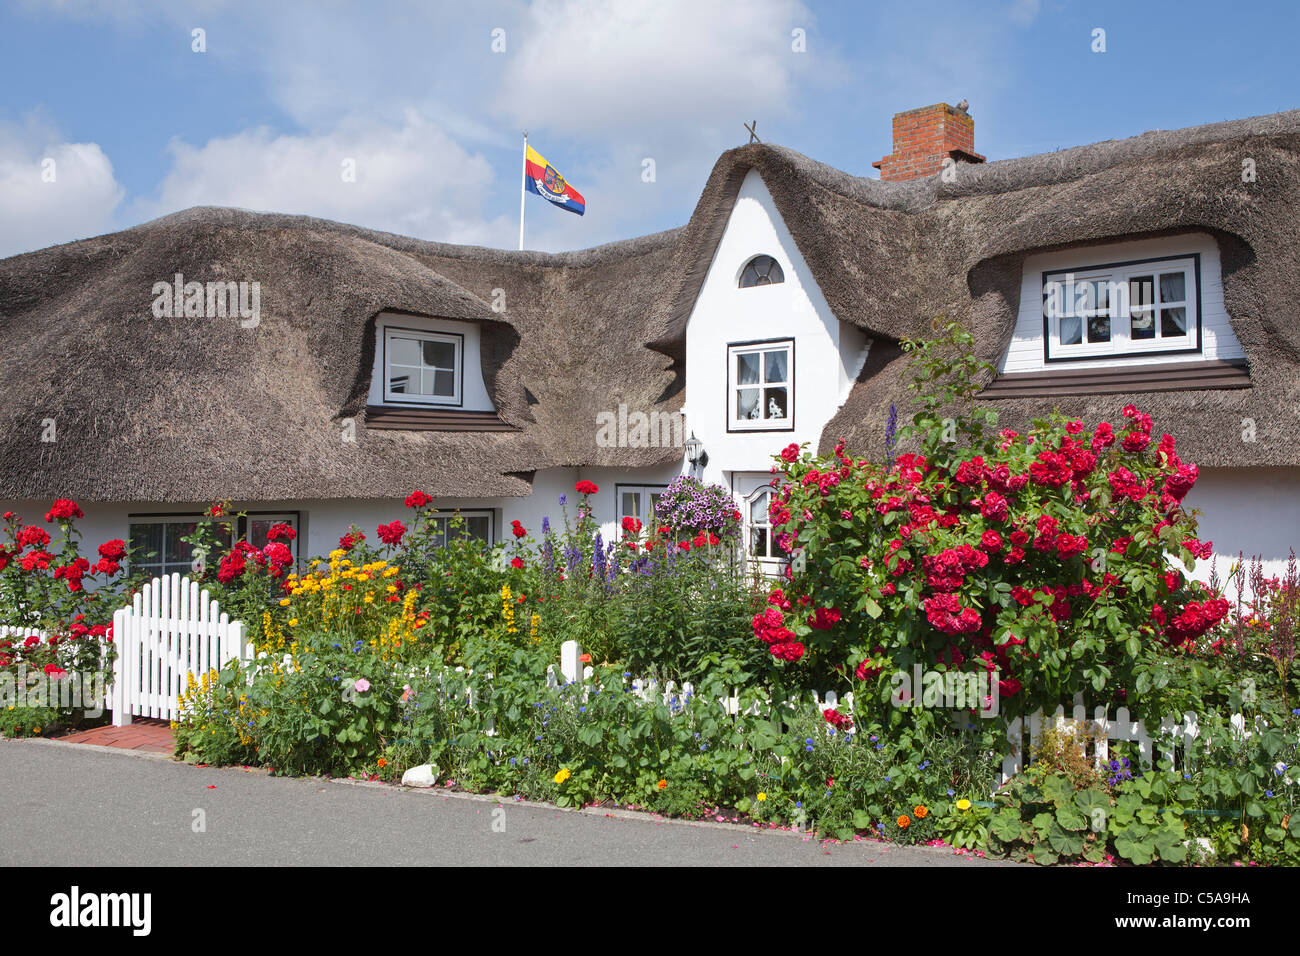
55,718,174,755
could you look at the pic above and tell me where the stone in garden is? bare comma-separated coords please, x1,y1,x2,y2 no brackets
401,765,438,788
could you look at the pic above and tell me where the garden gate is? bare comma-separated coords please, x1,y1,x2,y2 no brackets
109,573,248,726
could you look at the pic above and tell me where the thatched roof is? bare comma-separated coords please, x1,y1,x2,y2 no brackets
2,108,1298,502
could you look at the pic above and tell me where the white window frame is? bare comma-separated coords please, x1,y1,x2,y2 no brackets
616,485,667,537
383,327,464,406
727,338,794,432
425,510,494,547
127,514,234,578
1042,255,1201,362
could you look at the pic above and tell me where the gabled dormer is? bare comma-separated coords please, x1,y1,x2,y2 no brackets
682,169,869,481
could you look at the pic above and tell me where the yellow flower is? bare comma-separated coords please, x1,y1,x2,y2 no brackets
553,768,571,784
956,799,972,812
756,792,766,802
289,619,298,627
279,598,291,607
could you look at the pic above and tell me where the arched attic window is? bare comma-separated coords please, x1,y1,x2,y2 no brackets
739,255,784,288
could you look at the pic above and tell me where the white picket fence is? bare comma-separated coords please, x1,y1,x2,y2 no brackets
554,641,1262,788
109,573,250,726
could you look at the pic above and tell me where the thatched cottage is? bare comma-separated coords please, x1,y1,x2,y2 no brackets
2,104,1298,581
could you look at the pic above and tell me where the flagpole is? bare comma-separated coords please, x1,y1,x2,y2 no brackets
519,131,527,251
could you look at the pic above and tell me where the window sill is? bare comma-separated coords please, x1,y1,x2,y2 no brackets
980,359,1249,399
364,405,519,432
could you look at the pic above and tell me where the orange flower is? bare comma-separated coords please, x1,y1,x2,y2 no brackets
897,815,910,828
377,757,388,768
914,805,928,819
579,653,592,663
657,779,667,790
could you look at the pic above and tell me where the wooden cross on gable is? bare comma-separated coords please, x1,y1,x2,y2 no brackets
745,121,760,144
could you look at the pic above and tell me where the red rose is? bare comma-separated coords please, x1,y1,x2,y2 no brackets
621,516,642,535
377,520,406,546
780,443,801,463
266,523,296,542
93,558,120,576
511,556,524,569
980,530,1002,552
405,490,432,509
44,499,83,523
98,539,127,561
338,530,365,550
511,520,527,539
808,606,842,630
575,480,599,495
16,526,50,549
263,542,294,567
1122,432,1151,453
770,641,805,662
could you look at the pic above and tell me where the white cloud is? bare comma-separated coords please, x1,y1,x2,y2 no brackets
495,0,813,139
131,110,515,246
0,115,125,258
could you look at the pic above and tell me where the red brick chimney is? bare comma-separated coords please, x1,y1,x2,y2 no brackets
873,103,986,182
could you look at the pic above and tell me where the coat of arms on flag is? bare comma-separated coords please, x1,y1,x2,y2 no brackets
524,144,586,216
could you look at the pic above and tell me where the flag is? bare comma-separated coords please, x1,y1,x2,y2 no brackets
524,144,586,216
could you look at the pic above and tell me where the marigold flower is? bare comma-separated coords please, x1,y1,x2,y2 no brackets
554,768,571,784
377,757,388,768
657,779,667,790
897,815,911,828
914,805,928,819
955,799,972,812
756,792,767,802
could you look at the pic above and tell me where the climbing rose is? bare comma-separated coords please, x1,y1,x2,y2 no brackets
780,443,801,463
511,520,527,539
16,527,50,549
405,490,432,509
575,480,599,495
338,530,365,550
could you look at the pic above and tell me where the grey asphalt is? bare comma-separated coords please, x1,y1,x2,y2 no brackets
0,738,1010,866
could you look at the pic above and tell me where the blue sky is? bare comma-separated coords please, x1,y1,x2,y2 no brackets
1,0,1296,257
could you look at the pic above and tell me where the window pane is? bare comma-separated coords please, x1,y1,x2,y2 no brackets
432,369,455,396
1159,273,1186,303
1060,316,1082,346
129,523,163,566
749,490,769,522
422,340,455,369
164,522,198,565
1161,307,1188,338
648,493,662,523
737,388,760,420
428,517,447,550
1130,309,1155,339
390,368,414,393
750,528,769,558
1087,315,1111,343
1130,276,1154,309
621,491,641,520
1087,280,1109,315
389,337,421,365
764,387,788,420
764,349,788,383
464,516,490,543
736,352,760,386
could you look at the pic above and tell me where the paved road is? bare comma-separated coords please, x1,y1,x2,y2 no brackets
0,738,1010,866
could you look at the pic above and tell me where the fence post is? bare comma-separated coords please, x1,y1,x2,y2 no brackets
111,605,131,727
560,640,582,684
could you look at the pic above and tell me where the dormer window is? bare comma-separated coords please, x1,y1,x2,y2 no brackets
739,254,784,287
728,338,794,431
1042,254,1200,362
384,327,463,405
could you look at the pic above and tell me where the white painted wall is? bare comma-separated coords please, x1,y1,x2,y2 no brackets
998,233,1245,374
367,311,497,411
683,168,867,489
1185,467,1300,585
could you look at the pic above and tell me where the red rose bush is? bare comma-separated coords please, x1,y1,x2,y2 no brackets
759,324,1227,724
